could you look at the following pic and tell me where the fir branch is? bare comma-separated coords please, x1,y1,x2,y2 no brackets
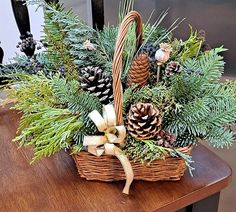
51,77,102,137
204,127,235,148
51,77,102,116
43,4,78,78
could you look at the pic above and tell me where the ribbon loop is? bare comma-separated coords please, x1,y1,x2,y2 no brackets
83,104,134,194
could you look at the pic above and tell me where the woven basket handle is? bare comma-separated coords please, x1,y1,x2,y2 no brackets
112,11,143,125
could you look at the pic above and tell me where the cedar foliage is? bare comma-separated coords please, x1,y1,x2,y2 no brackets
6,73,102,161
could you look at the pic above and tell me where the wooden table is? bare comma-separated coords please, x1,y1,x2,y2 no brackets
0,107,232,212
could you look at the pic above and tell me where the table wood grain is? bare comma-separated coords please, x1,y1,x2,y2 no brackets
0,107,232,212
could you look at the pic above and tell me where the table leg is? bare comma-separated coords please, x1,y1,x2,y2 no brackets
177,192,220,212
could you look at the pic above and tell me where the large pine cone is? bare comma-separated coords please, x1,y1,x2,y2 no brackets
127,53,150,87
127,103,162,140
165,61,182,77
79,66,113,104
155,130,176,148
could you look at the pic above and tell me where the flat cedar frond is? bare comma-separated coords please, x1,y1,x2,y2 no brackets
9,73,58,113
14,106,83,162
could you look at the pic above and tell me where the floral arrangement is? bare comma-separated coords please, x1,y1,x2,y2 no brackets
1,0,236,194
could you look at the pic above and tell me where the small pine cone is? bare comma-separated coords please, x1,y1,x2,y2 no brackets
174,131,196,147
79,66,113,104
127,103,162,140
155,130,176,148
165,61,182,77
127,53,150,87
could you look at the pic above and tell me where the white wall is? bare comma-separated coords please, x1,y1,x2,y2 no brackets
0,0,92,64
63,0,92,26
0,2,44,64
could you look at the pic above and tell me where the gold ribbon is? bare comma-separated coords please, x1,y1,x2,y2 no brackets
83,104,134,194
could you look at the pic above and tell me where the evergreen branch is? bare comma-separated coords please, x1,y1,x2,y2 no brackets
13,106,83,162
204,127,235,148
124,137,194,173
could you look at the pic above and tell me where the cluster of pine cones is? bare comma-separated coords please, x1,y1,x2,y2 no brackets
78,41,188,147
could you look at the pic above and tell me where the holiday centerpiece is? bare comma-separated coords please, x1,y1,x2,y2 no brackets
1,0,236,194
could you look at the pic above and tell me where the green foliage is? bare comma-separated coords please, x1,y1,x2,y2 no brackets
9,73,57,113
169,47,226,101
164,48,236,148
123,84,178,117
124,138,170,163
3,0,235,164
51,77,102,116
204,127,235,148
51,77,102,137
43,4,78,78
144,24,171,44
5,73,104,161
14,105,83,162
124,137,194,173
171,26,202,62
92,26,118,72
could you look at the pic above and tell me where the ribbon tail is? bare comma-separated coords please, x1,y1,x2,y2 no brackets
114,147,134,195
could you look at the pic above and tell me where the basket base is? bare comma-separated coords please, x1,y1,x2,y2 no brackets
72,152,187,182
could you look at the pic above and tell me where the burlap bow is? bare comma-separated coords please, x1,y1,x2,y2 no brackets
83,104,134,194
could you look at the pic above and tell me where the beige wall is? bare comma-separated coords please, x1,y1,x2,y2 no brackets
0,0,92,64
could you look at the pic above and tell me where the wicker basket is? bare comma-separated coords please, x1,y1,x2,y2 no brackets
73,146,191,181
72,11,192,185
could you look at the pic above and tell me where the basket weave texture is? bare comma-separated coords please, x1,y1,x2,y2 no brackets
72,11,192,182
73,146,191,181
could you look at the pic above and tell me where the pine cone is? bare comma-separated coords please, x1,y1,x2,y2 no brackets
174,131,196,147
79,66,113,104
127,103,162,140
165,61,182,77
127,53,150,87
155,130,176,148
